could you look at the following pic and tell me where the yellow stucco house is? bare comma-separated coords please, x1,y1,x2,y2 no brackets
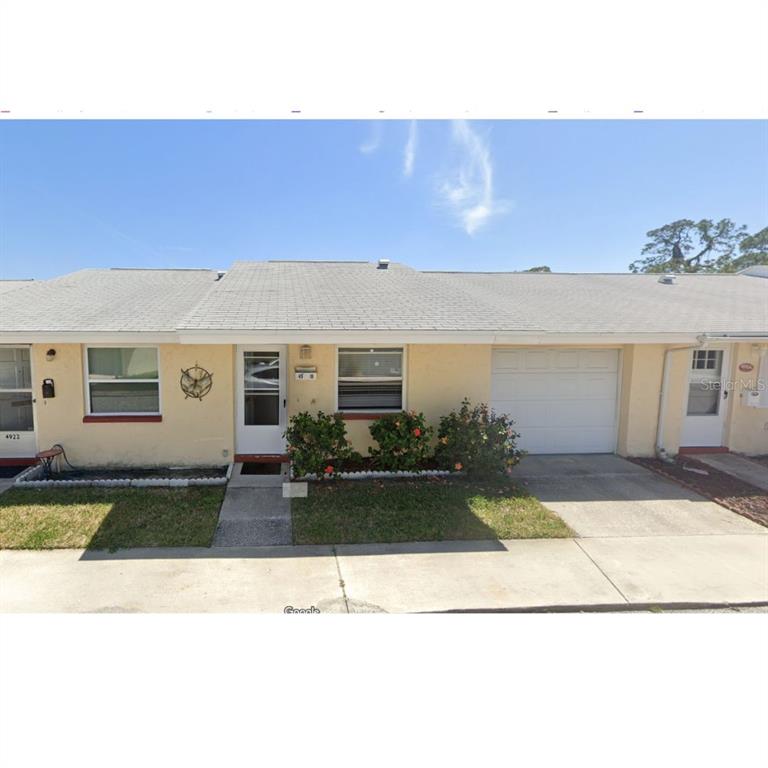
1,261,766,467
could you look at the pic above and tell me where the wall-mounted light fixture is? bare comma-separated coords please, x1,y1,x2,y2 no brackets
299,345,312,360
45,349,56,361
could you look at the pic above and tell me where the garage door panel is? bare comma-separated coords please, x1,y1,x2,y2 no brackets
494,400,616,429
518,427,617,454
583,350,618,371
492,350,522,372
491,348,619,454
522,350,551,370
492,373,616,401
554,350,580,370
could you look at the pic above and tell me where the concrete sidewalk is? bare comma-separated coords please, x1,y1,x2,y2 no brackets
2,533,766,613
697,453,768,492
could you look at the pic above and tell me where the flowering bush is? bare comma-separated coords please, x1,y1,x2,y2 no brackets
285,411,358,478
368,410,434,471
434,398,523,478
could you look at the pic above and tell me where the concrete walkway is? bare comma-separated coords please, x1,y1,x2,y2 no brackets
697,453,768,492
2,533,766,613
212,487,292,546
212,463,292,546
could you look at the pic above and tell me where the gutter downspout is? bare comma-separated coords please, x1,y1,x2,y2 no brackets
655,342,702,461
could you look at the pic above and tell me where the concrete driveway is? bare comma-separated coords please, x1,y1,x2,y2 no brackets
513,454,768,538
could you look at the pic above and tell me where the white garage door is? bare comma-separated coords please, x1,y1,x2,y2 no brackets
491,348,619,454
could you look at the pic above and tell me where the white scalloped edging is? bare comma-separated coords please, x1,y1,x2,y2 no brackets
292,468,458,481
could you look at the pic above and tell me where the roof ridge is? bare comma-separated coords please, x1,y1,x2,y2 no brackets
109,267,216,272
425,270,746,276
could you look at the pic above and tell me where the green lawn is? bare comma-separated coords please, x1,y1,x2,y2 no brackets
292,477,572,545
0,487,225,550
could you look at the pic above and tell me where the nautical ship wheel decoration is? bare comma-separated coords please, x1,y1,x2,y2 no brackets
180,364,213,401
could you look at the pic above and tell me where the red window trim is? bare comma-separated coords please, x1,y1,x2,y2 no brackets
83,415,162,423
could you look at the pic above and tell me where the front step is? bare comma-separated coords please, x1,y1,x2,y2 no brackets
228,462,289,488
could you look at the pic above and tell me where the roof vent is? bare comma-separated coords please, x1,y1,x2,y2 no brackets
377,259,390,270
658,273,676,285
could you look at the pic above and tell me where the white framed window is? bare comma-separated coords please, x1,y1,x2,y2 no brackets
691,350,722,371
85,347,161,415
337,347,404,412
687,349,724,416
0,347,34,432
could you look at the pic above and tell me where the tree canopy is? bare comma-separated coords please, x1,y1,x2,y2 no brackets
629,219,767,274
732,227,768,271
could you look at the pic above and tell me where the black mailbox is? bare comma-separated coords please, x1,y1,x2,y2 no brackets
42,379,55,398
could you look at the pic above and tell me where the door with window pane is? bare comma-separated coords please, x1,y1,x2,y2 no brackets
236,347,286,454
0,346,36,458
680,347,729,447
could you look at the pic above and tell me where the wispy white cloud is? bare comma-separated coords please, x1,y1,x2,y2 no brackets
359,121,383,154
438,120,508,235
403,120,417,177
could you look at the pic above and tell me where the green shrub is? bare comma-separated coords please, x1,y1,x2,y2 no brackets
368,410,434,471
434,398,523,478
285,411,357,478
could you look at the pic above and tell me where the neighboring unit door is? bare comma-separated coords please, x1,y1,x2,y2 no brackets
0,346,36,459
680,348,729,447
491,348,620,454
235,346,287,455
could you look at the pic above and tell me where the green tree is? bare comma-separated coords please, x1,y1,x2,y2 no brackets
524,265,551,272
629,218,748,273
731,227,768,272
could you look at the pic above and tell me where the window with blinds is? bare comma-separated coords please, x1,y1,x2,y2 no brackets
337,347,403,411
86,347,160,414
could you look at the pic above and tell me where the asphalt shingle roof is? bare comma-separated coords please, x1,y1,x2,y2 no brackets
428,271,768,334
180,261,541,331
1,261,766,336
0,269,219,332
0,280,36,295
180,261,767,335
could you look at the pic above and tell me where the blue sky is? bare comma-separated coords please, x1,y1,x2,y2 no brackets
1,120,766,280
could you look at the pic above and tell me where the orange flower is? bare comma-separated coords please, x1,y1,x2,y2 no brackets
454,462,463,471
324,465,334,475
413,427,421,437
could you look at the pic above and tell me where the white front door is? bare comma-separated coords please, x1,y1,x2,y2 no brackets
235,346,287,455
0,346,37,459
680,348,730,447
